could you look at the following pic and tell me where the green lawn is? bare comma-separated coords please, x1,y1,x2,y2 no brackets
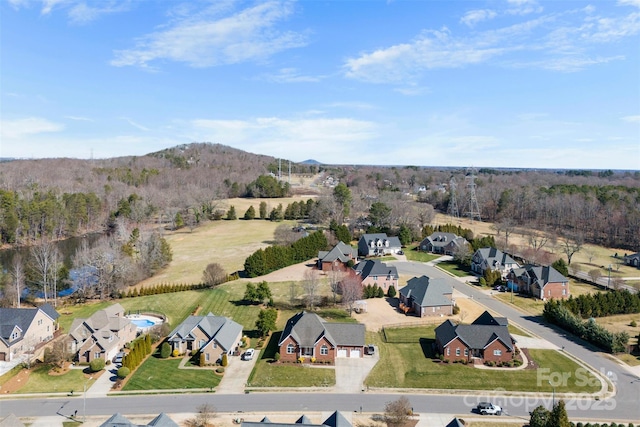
122,354,221,391
366,326,599,393
247,332,335,388
57,301,112,333
0,365,23,387
404,246,441,263
436,261,472,277
494,293,546,315
15,364,96,394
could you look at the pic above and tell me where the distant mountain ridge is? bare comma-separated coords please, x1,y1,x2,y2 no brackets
300,159,322,165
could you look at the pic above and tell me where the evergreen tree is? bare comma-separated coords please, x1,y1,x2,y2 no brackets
388,285,397,298
244,205,256,220
259,201,268,219
549,400,571,427
529,405,550,427
552,258,569,277
256,308,278,337
226,205,237,220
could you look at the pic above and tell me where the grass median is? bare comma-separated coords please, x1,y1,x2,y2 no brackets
122,355,221,391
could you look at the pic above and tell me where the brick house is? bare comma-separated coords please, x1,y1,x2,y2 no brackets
0,304,59,362
352,259,399,293
435,311,514,363
398,276,453,317
67,303,137,363
167,313,242,364
507,264,570,300
317,241,358,271
278,312,365,363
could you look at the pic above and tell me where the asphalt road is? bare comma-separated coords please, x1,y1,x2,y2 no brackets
1,261,639,422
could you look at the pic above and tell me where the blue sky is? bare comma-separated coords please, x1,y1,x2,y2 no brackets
2,0,639,169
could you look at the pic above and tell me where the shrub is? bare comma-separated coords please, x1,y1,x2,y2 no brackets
631,320,637,327
452,304,460,315
478,278,487,287
199,352,206,367
116,367,130,378
387,285,396,298
89,358,105,372
160,342,171,359
216,367,225,374
221,353,228,367
172,349,180,357
274,352,281,362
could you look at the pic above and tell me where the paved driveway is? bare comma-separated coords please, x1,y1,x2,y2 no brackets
334,351,379,393
217,354,258,394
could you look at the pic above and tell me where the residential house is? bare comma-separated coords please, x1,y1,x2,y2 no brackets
242,411,352,427
398,276,453,317
167,313,242,363
507,265,570,300
623,253,640,269
67,303,137,364
419,232,469,255
99,413,178,427
353,259,399,293
471,247,520,277
317,241,357,271
357,233,402,257
0,303,59,362
435,311,515,363
278,312,365,363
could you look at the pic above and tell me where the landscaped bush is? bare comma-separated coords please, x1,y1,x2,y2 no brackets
89,358,105,372
216,367,225,374
221,353,228,367
274,352,280,362
117,367,130,378
631,320,637,327
199,353,206,367
160,342,171,358
172,349,180,357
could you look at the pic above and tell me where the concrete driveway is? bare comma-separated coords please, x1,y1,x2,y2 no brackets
334,350,379,393
217,353,258,394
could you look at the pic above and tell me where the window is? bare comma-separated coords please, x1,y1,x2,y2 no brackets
199,339,206,349
446,347,450,356
455,348,460,356
10,330,19,340
94,352,101,359
205,353,210,361
320,345,328,355
38,319,43,325
494,349,502,356
464,349,468,356
562,289,566,296
373,276,378,281
287,344,295,354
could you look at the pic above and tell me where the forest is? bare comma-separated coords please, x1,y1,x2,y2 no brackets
0,142,639,306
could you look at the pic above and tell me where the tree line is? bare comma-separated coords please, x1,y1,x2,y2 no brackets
557,289,640,318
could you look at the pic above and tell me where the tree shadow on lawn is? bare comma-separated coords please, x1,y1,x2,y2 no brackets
419,338,437,359
260,331,281,362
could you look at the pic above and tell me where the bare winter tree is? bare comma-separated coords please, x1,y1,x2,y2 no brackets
560,233,584,265
327,265,346,304
492,218,517,249
303,269,320,310
184,403,216,427
30,240,57,303
274,224,300,246
11,255,25,307
202,262,227,288
416,204,435,230
339,274,363,316
384,396,412,427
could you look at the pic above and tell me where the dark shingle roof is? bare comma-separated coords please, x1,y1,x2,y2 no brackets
517,265,568,288
168,313,242,352
278,312,364,348
147,413,179,427
353,260,398,280
436,311,513,351
319,242,357,263
0,304,59,346
360,233,402,248
476,247,518,267
446,418,465,427
323,412,351,427
242,412,352,427
399,276,452,307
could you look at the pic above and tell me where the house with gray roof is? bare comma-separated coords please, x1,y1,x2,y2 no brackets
398,276,453,317
242,411,351,427
99,412,178,427
353,259,398,293
67,303,137,364
167,313,242,363
435,311,514,364
507,264,570,300
318,241,357,271
0,303,59,362
471,247,520,277
623,252,640,269
357,233,402,257
419,232,469,255
278,312,365,363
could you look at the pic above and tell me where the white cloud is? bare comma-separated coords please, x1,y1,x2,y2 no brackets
619,0,640,8
10,0,131,23
506,0,543,16
344,5,639,83
263,68,324,83
65,115,93,121
189,116,377,161
121,117,149,131
621,115,640,122
460,9,497,27
0,117,64,139
111,1,307,69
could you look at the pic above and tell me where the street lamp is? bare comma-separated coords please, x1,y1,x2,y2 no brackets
548,380,555,408
83,376,93,422
607,264,612,290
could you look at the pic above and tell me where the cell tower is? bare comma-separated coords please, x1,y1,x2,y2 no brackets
448,177,459,218
465,168,482,221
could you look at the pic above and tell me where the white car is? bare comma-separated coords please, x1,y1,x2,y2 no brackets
477,402,502,415
242,349,255,361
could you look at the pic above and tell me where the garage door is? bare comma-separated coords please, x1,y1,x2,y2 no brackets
337,349,347,358
350,349,361,358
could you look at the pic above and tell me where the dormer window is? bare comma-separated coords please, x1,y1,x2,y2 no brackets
10,330,20,340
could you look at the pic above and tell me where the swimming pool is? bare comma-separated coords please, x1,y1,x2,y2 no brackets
131,319,156,328
126,314,165,331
